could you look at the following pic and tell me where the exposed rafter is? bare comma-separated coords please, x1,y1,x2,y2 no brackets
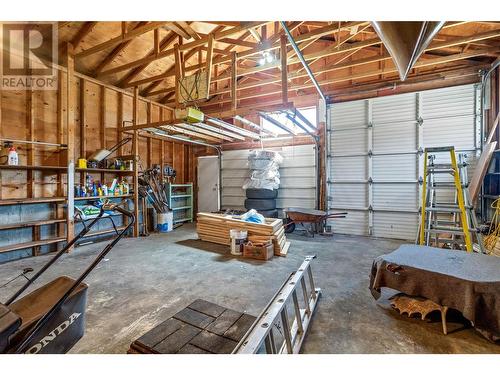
92,21,149,74
71,22,98,51
76,22,169,58
97,22,268,78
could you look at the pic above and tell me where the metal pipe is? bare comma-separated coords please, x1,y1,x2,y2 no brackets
289,109,317,132
280,21,326,102
479,58,500,222
234,115,276,137
0,138,67,148
258,112,296,135
480,58,500,147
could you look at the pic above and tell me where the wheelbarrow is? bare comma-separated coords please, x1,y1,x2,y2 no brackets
283,207,347,237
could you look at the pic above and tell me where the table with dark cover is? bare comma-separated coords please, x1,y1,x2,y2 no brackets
369,244,500,342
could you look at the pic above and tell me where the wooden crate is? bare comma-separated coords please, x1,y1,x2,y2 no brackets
243,242,274,261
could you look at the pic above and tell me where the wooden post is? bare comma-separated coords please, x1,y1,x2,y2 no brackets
116,91,128,229
317,98,327,211
66,43,76,248
205,33,215,98
56,70,65,248
0,89,2,199
147,102,152,167
117,92,123,157
280,34,288,105
100,86,106,183
26,81,35,198
154,28,160,56
26,77,38,255
132,87,140,236
174,44,182,106
79,78,86,186
231,51,237,111
160,107,165,180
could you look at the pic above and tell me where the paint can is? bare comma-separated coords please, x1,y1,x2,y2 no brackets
230,229,247,256
157,211,173,233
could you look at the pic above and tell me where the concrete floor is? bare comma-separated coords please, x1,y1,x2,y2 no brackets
0,224,498,354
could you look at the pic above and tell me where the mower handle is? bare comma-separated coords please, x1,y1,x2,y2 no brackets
5,204,135,353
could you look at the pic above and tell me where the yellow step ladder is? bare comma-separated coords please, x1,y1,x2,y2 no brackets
418,146,483,252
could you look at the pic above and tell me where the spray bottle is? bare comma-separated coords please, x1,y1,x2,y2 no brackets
7,146,19,166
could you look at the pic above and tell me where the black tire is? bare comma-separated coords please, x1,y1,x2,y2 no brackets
245,189,278,199
258,209,278,218
244,198,276,210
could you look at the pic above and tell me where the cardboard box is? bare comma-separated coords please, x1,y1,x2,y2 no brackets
243,242,274,261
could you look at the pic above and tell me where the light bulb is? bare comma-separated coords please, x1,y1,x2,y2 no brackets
259,58,266,65
266,54,273,63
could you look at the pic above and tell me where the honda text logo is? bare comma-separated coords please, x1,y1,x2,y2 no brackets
0,22,58,90
25,312,81,354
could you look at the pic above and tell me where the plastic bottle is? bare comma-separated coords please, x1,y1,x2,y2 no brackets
7,146,19,166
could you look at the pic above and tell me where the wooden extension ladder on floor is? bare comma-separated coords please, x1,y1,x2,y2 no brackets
417,146,484,253
232,256,321,354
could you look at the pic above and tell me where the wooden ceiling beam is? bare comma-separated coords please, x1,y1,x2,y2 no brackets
138,26,229,95
177,21,201,40
203,21,241,27
71,22,98,51
163,22,192,40
174,49,494,107
141,46,201,95
77,22,169,58
215,27,500,82
118,30,178,86
146,44,496,99
127,22,367,89
127,28,246,91
92,21,149,74
218,38,259,49
249,28,262,43
98,22,267,77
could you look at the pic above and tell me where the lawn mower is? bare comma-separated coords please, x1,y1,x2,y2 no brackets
0,202,134,354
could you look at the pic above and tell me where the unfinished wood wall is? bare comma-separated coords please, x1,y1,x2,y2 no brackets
0,76,196,200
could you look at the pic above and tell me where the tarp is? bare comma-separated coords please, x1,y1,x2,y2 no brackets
370,244,500,342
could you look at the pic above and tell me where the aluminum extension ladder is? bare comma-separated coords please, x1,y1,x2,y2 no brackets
232,256,321,354
417,146,484,253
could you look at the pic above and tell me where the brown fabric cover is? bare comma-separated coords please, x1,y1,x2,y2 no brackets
369,245,500,342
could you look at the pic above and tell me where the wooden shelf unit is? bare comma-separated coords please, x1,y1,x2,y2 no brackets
0,163,138,258
0,165,67,171
0,237,67,255
75,167,134,174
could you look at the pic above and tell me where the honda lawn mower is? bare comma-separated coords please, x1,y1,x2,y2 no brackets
0,202,134,354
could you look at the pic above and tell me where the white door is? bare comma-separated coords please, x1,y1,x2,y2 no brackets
197,156,220,213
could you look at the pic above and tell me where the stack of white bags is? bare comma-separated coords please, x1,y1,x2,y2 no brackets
242,150,283,191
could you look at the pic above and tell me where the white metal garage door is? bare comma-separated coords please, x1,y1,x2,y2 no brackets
328,84,481,240
221,144,316,212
